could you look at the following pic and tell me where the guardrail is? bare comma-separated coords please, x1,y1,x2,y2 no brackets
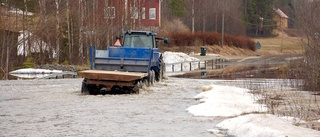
164,57,227,73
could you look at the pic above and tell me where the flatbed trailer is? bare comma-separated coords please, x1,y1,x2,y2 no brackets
78,70,148,82
78,70,149,94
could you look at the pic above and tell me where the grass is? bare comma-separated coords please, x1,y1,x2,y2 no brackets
253,34,304,53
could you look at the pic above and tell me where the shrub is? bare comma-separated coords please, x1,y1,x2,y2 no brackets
63,60,69,65
158,19,190,36
23,57,36,68
169,32,256,51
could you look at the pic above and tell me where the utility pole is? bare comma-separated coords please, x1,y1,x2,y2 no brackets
221,1,225,47
202,0,206,32
125,0,128,29
55,0,61,63
192,0,194,33
280,18,283,52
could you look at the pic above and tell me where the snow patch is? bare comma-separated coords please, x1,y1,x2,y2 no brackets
187,84,320,136
186,85,267,117
215,114,320,137
201,85,213,92
162,51,199,72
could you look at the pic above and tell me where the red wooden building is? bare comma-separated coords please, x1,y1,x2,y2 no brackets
103,0,161,28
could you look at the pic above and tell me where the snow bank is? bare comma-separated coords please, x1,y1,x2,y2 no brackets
162,51,199,72
10,68,62,74
186,85,267,117
213,114,320,137
9,68,63,79
188,84,320,136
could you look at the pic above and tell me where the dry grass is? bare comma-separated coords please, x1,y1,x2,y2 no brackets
160,31,304,56
247,80,320,131
253,32,304,54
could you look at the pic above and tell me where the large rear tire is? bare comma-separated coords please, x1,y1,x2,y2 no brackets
155,55,165,82
149,70,155,86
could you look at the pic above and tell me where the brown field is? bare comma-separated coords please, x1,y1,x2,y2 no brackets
161,32,304,57
253,33,304,55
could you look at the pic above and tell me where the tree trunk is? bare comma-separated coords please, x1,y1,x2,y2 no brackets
55,0,61,63
67,0,72,63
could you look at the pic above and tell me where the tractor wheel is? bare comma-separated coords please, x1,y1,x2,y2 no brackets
150,70,155,86
152,70,156,84
146,72,151,87
155,55,165,82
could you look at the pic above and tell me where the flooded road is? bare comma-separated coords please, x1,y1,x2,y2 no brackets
0,78,225,137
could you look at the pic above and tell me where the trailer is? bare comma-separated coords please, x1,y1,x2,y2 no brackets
78,30,167,94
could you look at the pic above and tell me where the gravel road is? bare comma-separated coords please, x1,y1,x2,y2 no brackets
0,78,225,137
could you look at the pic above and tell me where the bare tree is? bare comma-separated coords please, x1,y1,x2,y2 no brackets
1,0,10,79
55,0,61,63
67,0,72,63
167,0,244,35
79,0,84,64
293,0,320,91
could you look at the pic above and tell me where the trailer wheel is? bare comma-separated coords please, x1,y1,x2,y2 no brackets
81,80,89,94
132,84,140,94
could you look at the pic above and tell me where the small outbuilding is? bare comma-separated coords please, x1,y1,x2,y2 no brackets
274,8,289,29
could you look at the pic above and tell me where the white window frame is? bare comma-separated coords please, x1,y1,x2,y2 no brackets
104,7,115,19
131,7,138,19
149,8,156,20
142,7,146,19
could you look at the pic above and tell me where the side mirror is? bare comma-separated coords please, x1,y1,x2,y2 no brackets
164,37,169,44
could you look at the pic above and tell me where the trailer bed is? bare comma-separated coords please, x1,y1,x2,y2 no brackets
78,70,148,82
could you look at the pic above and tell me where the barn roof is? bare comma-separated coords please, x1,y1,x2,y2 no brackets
275,8,289,19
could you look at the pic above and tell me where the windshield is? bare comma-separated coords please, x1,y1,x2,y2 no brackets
123,34,153,48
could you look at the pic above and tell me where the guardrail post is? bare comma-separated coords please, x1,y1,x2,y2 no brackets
212,59,214,69
204,61,207,69
215,58,219,69
201,68,206,77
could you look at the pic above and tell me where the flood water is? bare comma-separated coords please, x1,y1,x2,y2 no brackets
1,77,318,136
0,78,225,137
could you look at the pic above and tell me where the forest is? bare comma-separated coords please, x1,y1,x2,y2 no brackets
0,0,319,88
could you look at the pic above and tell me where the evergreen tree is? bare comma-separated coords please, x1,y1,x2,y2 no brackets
0,0,38,13
169,0,187,18
243,0,277,37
